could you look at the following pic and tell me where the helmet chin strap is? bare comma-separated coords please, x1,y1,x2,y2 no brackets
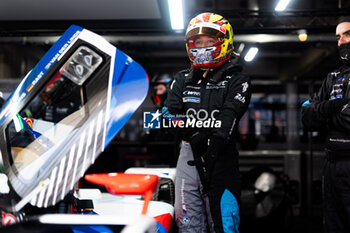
202,69,210,78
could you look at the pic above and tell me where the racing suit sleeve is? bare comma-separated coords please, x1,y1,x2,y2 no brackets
162,71,189,138
211,73,251,141
164,72,185,115
331,101,350,131
302,76,330,131
301,75,349,131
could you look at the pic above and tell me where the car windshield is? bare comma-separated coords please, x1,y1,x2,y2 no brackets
6,72,84,181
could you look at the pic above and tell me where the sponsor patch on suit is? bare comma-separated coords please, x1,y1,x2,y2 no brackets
183,97,200,103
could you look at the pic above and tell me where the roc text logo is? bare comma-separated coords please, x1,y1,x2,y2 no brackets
143,110,162,129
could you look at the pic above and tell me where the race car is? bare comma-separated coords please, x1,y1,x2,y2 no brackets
0,25,174,232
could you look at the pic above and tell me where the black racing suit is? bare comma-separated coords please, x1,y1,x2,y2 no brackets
301,65,350,233
164,57,251,233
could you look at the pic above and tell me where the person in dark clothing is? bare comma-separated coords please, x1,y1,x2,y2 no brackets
151,73,173,110
145,74,177,165
163,12,251,233
301,16,350,233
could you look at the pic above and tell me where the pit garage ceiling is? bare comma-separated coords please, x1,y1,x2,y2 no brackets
0,0,161,20
0,0,349,91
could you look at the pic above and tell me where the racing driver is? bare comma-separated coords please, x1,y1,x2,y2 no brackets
163,12,251,233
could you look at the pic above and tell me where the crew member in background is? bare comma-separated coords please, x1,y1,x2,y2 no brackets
145,73,177,165
163,12,251,233
151,73,173,110
301,16,350,233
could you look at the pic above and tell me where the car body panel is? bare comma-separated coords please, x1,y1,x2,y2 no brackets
0,25,148,210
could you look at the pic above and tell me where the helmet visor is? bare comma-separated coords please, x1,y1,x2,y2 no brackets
187,35,222,48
